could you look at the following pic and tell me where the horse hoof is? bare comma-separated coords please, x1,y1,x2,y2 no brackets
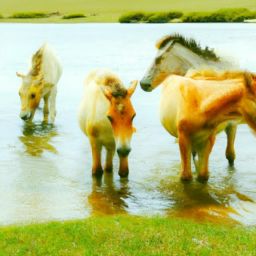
228,158,234,166
197,175,209,183
180,175,193,182
118,171,129,178
92,168,103,177
104,166,113,173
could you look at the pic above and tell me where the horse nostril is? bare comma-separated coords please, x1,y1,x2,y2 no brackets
140,80,152,92
117,148,131,157
20,114,29,121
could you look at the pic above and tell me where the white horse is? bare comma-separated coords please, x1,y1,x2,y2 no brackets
79,69,137,177
140,34,239,165
17,43,62,123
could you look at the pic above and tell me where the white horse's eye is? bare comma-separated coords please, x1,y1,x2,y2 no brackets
131,114,136,121
30,93,36,99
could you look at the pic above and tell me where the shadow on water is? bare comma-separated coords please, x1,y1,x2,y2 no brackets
19,122,58,156
146,163,255,224
88,173,132,215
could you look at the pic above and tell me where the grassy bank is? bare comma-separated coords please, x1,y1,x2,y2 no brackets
0,0,255,22
0,216,255,255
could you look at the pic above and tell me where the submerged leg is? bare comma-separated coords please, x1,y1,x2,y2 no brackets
104,144,115,173
197,135,215,182
90,138,103,177
49,88,57,124
178,130,192,181
118,156,129,178
43,94,50,123
225,123,237,166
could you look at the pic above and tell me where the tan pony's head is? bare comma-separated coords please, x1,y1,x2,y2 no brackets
102,77,137,158
140,34,219,92
17,49,45,121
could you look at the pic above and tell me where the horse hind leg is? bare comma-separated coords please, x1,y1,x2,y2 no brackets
49,88,57,124
196,135,215,182
43,94,50,123
225,123,237,166
104,143,115,173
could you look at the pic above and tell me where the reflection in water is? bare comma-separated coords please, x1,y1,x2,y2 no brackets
88,174,131,215
19,122,58,156
146,164,255,224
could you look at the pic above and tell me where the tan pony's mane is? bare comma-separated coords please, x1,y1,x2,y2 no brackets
156,34,219,61
101,74,127,97
29,47,44,78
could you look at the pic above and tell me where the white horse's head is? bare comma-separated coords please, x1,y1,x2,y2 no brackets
140,34,219,92
17,72,45,121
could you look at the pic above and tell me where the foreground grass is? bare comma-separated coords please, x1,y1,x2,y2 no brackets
0,0,255,22
0,216,255,255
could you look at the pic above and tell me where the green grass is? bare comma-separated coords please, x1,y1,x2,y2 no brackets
0,216,255,255
0,0,255,22
9,12,49,18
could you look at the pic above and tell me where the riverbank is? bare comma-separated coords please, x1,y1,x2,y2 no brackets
0,215,255,255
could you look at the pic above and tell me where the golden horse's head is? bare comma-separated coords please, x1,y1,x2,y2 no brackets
17,72,44,121
103,80,137,157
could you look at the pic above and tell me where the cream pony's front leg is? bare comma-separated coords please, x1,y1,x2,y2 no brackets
48,86,57,124
43,93,50,123
90,137,103,176
178,129,192,181
104,143,115,173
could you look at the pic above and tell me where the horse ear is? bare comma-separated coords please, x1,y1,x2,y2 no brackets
101,87,112,101
128,80,138,97
16,72,25,79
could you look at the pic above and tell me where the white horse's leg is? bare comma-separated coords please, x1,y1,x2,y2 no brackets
197,135,215,182
225,123,237,165
178,130,192,181
49,87,57,124
43,93,50,123
90,137,103,176
104,143,115,173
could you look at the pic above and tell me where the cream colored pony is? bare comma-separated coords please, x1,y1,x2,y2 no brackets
160,70,256,181
140,34,238,165
79,69,137,177
17,43,62,123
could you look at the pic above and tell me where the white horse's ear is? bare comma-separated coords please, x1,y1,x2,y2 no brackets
128,80,138,97
101,87,112,101
16,72,25,79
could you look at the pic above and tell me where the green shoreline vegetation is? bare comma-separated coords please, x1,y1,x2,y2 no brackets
0,215,255,255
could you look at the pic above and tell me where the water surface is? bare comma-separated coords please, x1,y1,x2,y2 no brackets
0,23,256,225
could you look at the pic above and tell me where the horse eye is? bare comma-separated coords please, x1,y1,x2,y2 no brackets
131,114,136,121
30,93,36,99
107,115,113,122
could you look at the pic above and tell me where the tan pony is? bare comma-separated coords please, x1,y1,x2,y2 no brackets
79,69,137,177
140,34,238,165
160,70,256,181
17,44,62,123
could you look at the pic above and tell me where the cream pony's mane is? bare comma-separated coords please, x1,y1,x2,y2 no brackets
29,46,44,78
156,34,219,61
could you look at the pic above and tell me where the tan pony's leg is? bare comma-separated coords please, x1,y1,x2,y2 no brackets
225,123,237,165
104,143,115,173
90,138,103,176
196,135,216,182
178,130,192,181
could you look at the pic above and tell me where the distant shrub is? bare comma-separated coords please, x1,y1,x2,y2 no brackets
147,13,170,23
10,12,49,19
0,14,3,19
183,8,256,23
167,11,183,20
119,12,145,23
62,13,86,19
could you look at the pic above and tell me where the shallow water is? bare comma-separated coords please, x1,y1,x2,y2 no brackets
0,23,256,226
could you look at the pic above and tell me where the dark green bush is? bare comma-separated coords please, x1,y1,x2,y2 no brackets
0,14,3,19
62,13,86,19
147,13,170,23
167,11,183,20
119,12,145,23
10,12,49,19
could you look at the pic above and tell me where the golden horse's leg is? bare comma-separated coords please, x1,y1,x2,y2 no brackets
118,156,129,178
43,94,50,123
197,135,216,182
225,123,237,166
90,138,103,177
104,144,115,173
178,131,192,181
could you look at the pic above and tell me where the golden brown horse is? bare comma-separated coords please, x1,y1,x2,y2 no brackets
159,70,256,181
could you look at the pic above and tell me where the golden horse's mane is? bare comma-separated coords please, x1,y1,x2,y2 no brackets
156,33,219,61
29,47,44,78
